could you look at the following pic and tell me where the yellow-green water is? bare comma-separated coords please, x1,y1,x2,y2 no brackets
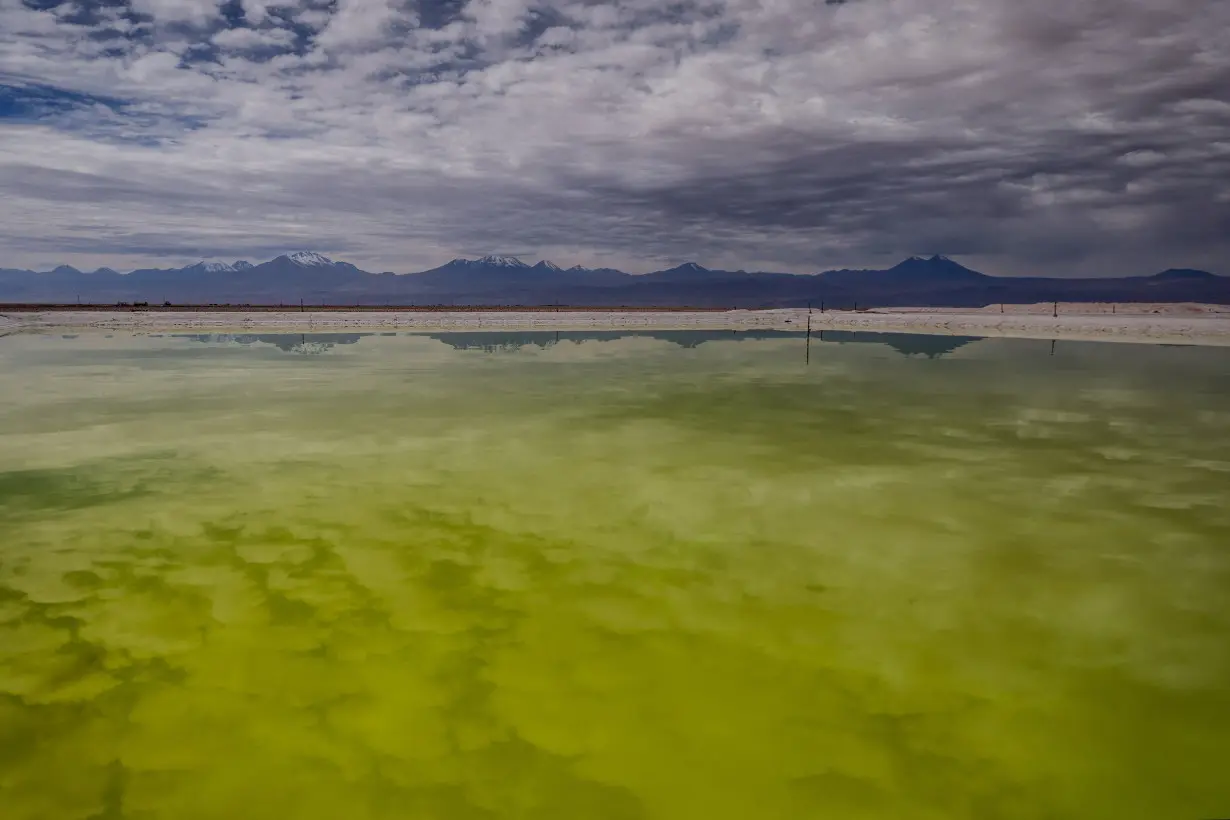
2,330,1228,819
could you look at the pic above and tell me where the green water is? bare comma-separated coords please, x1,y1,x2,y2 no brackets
2,330,1228,819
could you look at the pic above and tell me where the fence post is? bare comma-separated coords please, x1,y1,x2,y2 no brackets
805,312,812,365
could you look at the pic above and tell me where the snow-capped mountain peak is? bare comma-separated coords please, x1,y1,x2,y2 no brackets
476,255,529,268
534,260,562,271
232,260,253,270
185,261,235,273
287,251,335,267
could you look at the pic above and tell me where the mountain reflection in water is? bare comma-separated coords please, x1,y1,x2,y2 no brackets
177,330,981,358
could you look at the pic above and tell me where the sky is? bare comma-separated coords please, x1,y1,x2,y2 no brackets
1,0,1228,276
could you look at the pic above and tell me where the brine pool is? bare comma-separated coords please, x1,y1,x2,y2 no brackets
1,329,1228,819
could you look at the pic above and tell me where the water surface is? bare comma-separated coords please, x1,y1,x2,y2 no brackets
2,331,1229,819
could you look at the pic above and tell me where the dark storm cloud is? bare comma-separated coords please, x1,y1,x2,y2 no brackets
0,0,1227,274
605,126,1230,272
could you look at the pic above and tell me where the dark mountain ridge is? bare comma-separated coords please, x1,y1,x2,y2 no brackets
1,252,1225,308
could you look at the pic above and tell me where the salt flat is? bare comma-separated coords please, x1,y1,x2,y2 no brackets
5,303,1230,346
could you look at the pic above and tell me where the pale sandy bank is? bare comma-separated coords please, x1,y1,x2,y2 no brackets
6,304,1230,346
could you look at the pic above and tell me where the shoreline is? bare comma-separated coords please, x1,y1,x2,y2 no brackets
5,305,1230,347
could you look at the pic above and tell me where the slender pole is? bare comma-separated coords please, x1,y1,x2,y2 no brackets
1053,300,1058,318
805,311,811,365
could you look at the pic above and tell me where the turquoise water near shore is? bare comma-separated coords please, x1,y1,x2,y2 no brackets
2,330,1229,819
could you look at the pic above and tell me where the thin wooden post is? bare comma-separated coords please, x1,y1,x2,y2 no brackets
1053,301,1058,318
805,311,811,365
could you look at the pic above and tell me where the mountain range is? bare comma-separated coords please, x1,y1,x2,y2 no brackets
1,252,1226,308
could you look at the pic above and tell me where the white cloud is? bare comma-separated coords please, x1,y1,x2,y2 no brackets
213,26,296,50
128,0,226,25
240,0,274,24
1119,150,1166,168
315,0,410,50
463,0,534,40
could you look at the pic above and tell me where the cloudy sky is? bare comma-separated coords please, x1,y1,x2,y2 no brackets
1,0,1227,275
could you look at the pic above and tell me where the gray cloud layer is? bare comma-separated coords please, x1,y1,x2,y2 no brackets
1,0,1228,275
